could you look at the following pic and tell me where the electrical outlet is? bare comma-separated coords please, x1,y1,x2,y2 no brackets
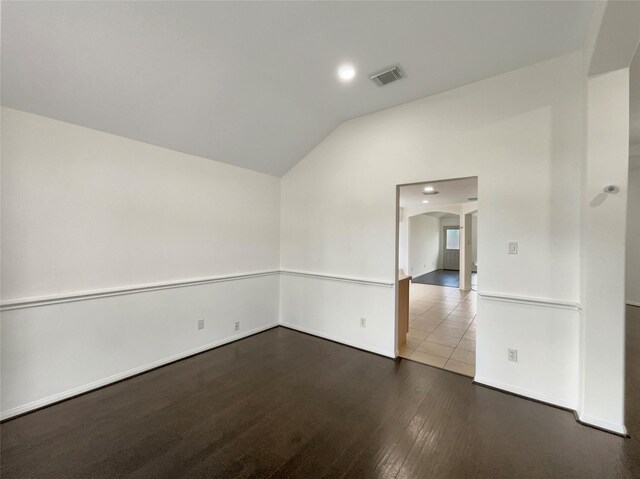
508,348,518,362
234,321,240,331
197,319,205,330
360,318,367,328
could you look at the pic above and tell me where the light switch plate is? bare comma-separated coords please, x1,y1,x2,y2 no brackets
508,241,518,254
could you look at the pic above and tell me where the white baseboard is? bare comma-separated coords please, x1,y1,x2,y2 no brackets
475,375,628,435
0,322,278,421
5,320,629,437
474,375,577,411
279,321,395,359
576,412,628,436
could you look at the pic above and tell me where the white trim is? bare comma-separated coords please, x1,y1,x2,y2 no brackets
1,270,392,311
576,412,628,436
0,322,279,421
0,270,280,311
478,291,582,311
279,270,394,288
280,321,395,359
626,300,640,307
474,375,577,411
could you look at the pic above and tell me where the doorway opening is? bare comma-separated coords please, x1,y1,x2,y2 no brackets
410,217,478,290
443,225,460,270
396,176,478,377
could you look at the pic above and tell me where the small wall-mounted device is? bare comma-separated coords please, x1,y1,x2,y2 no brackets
508,241,518,254
603,185,619,194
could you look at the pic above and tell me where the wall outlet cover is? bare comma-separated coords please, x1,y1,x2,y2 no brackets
508,348,518,362
197,319,205,330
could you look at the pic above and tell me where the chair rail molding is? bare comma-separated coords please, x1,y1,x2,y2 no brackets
1,270,280,311
478,291,582,311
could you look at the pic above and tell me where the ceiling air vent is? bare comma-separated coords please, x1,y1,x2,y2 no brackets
370,66,404,86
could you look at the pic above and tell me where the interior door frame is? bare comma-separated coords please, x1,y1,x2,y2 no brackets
394,175,478,358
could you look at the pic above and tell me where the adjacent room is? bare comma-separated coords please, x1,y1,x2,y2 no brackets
2,1,640,477
396,178,478,375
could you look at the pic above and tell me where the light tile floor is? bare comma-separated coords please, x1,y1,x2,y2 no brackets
400,282,476,377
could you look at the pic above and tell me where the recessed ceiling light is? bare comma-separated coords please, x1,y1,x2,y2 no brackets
338,64,356,82
422,200,429,204
423,186,434,192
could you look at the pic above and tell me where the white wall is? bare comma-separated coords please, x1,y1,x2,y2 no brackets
477,299,578,408
472,214,478,271
281,52,584,409
409,214,440,276
627,164,640,306
1,274,279,419
0,107,281,418
578,68,629,434
1,107,281,300
279,273,395,357
398,208,409,275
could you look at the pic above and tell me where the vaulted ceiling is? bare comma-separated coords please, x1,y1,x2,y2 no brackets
1,1,595,176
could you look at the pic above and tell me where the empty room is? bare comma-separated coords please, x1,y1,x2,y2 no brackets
1,1,640,478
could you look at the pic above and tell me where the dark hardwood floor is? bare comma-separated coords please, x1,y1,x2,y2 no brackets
1,308,639,478
412,269,478,289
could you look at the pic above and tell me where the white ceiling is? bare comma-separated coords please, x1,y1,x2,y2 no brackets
399,177,478,208
423,212,459,219
1,1,595,176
